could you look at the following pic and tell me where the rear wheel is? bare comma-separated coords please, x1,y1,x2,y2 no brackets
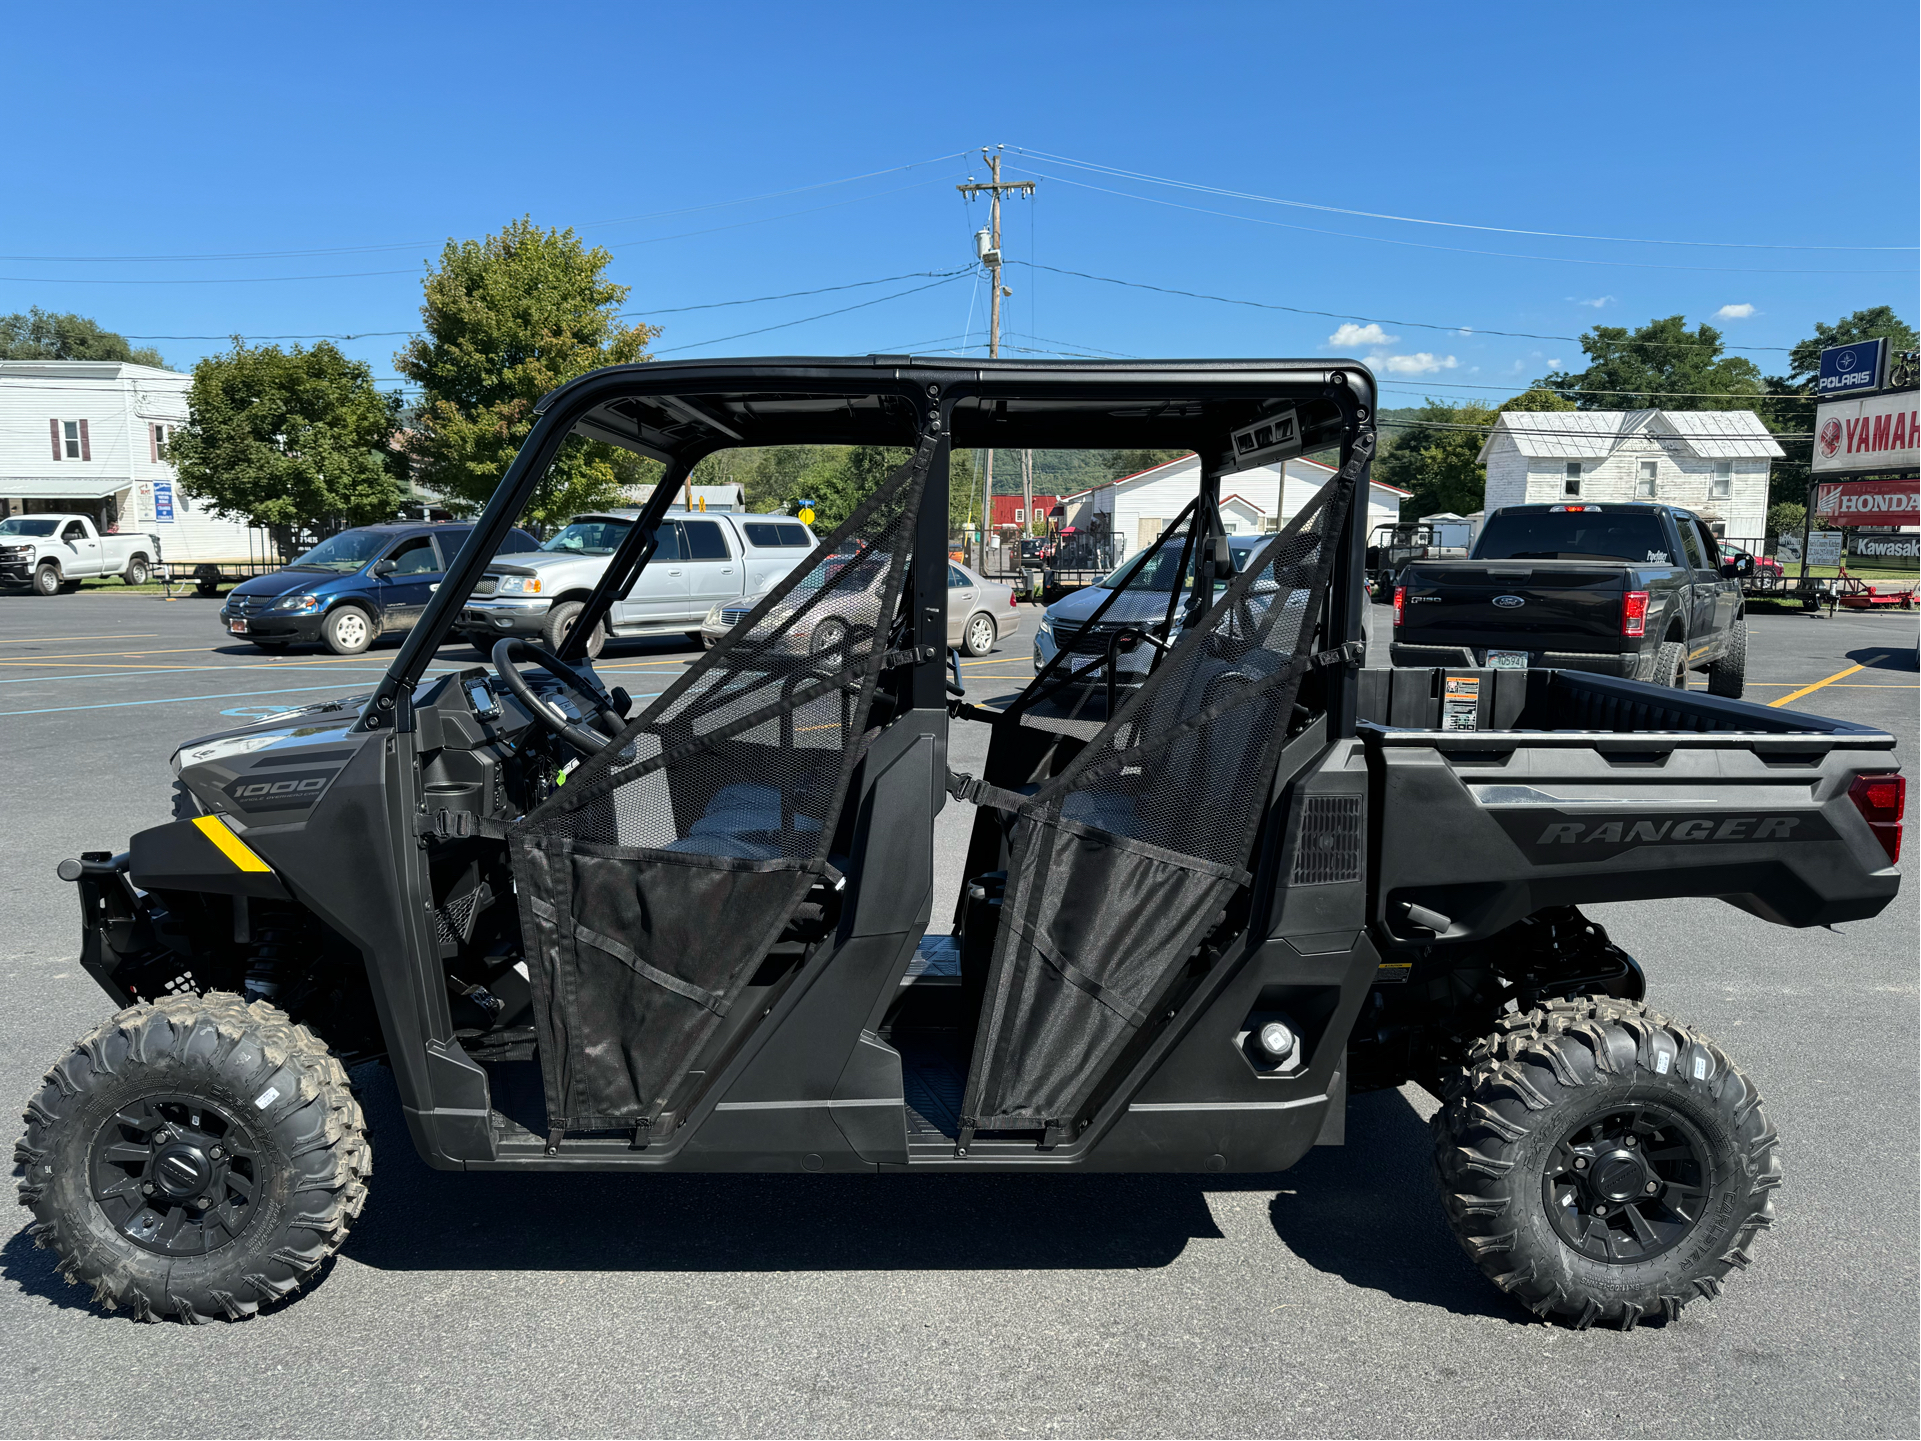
540,601,606,660
1432,996,1777,1329
963,612,997,657
1705,618,1746,698
321,606,373,655
1649,639,1687,688
123,556,151,586
14,993,370,1323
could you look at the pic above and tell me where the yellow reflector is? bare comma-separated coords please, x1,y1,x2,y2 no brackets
191,815,274,873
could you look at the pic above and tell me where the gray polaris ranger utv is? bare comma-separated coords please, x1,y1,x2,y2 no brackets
19,358,1905,1327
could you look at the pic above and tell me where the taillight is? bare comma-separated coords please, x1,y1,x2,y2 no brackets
1621,590,1650,637
1009,590,1018,607
1393,584,1406,628
1848,772,1905,864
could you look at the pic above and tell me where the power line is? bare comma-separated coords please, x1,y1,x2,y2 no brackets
630,269,969,317
1013,168,1911,276
1012,146,1918,252
0,268,420,286
0,153,973,264
603,178,944,250
1377,417,1814,441
651,274,970,354
1372,377,1821,403
1010,260,1797,353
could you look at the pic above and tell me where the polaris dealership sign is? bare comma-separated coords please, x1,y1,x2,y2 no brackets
1812,389,1919,475
1817,339,1888,398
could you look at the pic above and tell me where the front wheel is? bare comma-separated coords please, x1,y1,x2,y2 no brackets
14,993,370,1322
321,606,374,655
540,601,606,660
31,563,61,597
1432,996,1778,1329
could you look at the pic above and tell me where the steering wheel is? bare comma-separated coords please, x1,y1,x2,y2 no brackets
490,638,627,754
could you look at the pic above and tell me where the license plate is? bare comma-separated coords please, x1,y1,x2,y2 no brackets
229,619,247,634
1487,650,1529,670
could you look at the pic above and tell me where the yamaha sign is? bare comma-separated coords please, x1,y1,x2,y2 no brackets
1812,389,1919,476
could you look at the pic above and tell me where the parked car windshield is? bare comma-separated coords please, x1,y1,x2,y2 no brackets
0,518,60,538
542,519,632,555
1475,511,1674,564
1096,537,1268,591
285,529,390,573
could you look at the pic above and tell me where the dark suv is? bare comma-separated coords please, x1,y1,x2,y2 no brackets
220,522,540,654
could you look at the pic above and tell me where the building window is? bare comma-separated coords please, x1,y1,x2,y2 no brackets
149,423,173,460
1563,462,1582,497
1013,508,1024,523
1709,521,1726,537
1634,460,1658,497
1710,461,1733,498
51,419,91,461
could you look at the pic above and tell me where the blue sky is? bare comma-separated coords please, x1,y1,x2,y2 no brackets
7,1,1915,411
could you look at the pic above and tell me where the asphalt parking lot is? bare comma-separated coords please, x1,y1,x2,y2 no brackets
0,592,1915,1437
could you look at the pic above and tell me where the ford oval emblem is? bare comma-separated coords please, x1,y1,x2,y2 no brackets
1493,594,1526,608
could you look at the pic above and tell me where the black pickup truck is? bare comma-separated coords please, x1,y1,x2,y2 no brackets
1389,503,1753,696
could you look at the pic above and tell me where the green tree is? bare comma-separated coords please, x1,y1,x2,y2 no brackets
1781,305,1918,389
0,307,167,368
167,340,409,550
1375,400,1497,517
1542,315,1764,411
1497,387,1577,415
396,217,659,529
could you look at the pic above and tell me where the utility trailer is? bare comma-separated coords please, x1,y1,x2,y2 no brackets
18,357,1904,1329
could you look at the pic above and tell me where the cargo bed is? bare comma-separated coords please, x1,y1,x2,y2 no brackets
1357,666,1901,943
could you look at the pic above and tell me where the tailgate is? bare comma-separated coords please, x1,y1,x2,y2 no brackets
1400,562,1626,651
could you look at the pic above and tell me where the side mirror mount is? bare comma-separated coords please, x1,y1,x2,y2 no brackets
371,558,397,577
1721,558,1749,579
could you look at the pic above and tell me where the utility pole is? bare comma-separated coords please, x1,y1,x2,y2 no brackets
958,147,1036,570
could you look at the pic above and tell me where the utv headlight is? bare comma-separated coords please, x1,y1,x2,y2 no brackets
271,593,322,614
496,575,542,595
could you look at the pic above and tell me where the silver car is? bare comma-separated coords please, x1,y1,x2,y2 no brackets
1033,534,1276,673
700,558,1024,655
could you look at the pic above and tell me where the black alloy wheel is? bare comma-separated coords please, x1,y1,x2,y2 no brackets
1541,1102,1708,1263
90,1092,264,1257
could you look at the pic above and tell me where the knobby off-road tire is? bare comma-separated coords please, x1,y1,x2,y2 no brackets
1648,639,1688,689
1432,996,1778,1329
14,993,370,1323
1705,618,1747,699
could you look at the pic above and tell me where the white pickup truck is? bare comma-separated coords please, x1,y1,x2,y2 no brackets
0,513,161,594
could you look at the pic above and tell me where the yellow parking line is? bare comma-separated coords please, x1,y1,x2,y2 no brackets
1770,664,1865,708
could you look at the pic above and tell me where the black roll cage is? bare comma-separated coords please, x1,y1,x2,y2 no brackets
360,356,1377,738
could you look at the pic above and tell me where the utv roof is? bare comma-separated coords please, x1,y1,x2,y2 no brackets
533,355,1376,467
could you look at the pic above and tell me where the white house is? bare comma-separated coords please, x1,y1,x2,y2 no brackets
1476,409,1783,550
0,360,265,566
1057,453,1407,560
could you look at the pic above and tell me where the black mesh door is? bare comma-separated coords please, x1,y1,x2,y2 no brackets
509,436,933,1133
961,433,1369,1137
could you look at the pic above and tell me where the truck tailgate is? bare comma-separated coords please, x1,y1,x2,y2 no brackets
1400,562,1625,650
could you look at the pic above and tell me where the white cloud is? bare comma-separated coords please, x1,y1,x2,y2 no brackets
1714,303,1757,320
1569,295,1616,309
1328,322,1397,348
1368,351,1458,376
1547,358,1562,369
